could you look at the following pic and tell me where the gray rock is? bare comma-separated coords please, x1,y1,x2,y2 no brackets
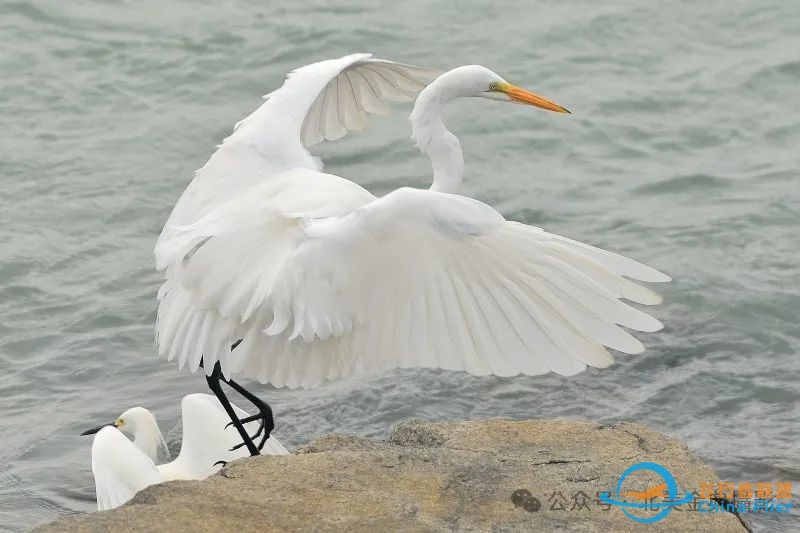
35,419,749,532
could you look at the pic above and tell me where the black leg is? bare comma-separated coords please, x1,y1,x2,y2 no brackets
229,422,264,452
224,376,274,452
205,362,260,457
227,374,275,451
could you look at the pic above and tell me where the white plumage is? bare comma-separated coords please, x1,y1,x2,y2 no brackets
89,394,288,511
91,428,163,512
155,55,669,389
158,54,441,239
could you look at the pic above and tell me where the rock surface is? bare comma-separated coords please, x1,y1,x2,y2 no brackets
36,419,749,532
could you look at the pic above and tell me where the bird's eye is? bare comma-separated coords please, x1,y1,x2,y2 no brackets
117,418,124,426
489,83,498,90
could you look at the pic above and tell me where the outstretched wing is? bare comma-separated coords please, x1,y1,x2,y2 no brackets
159,53,440,236
171,394,288,479
158,183,669,389
155,168,377,377
91,427,164,511
290,55,442,146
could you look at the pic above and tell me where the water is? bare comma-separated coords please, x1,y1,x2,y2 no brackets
1,1,798,531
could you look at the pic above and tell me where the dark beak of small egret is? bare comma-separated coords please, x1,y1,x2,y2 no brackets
80,423,114,436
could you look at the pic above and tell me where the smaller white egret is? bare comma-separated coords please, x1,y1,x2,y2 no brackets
80,393,288,511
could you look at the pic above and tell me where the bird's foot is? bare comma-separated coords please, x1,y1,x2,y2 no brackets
225,403,273,453
223,375,275,454
204,356,275,457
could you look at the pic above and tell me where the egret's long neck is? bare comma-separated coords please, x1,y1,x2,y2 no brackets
132,417,169,463
410,82,464,193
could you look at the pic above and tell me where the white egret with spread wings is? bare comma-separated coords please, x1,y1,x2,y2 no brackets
154,53,669,455
81,393,288,511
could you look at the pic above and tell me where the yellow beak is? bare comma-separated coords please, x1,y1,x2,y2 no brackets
499,82,571,114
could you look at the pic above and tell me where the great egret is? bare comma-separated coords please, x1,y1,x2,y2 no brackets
154,53,669,456
81,393,288,510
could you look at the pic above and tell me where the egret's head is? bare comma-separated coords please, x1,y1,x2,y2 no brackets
80,406,155,437
81,406,168,462
431,64,570,113
115,407,157,436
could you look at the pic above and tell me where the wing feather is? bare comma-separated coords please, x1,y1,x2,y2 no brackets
158,180,669,388
342,72,368,130
438,264,481,375
349,68,390,115
247,187,667,386
157,53,439,253
91,427,164,511
166,394,288,481
299,56,441,146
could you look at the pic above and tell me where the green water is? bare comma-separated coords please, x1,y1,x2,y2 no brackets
1,1,798,531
